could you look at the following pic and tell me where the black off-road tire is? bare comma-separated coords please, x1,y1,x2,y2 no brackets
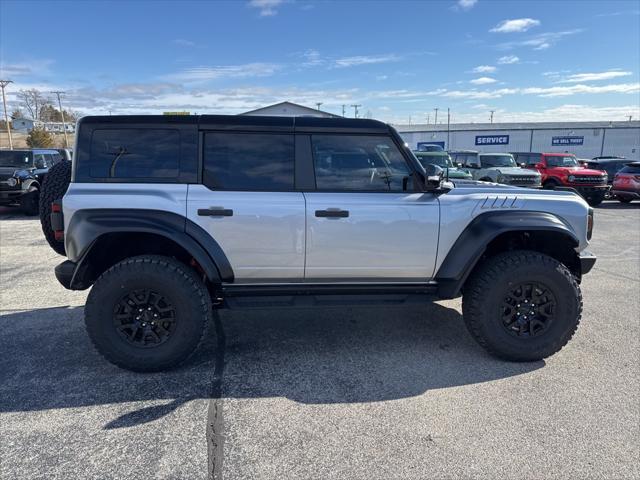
586,193,605,207
20,190,40,216
543,179,559,190
85,255,211,372
39,160,71,255
462,250,582,362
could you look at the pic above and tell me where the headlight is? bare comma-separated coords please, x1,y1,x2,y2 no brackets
7,177,18,187
568,175,575,182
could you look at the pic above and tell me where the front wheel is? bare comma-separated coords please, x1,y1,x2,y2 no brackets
462,250,582,361
586,193,605,207
85,255,211,372
20,190,40,215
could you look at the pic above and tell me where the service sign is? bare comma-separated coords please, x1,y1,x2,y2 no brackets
552,136,584,146
475,135,509,145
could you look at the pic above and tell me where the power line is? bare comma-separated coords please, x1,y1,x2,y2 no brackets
351,104,361,118
0,80,14,149
51,90,69,147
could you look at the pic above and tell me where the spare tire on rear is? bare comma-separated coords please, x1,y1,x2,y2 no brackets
39,160,71,256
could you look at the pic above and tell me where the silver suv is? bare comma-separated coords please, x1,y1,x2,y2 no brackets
451,150,541,188
43,115,595,372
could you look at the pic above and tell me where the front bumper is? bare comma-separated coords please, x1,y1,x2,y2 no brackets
570,185,609,195
0,189,24,202
611,189,640,199
579,250,597,275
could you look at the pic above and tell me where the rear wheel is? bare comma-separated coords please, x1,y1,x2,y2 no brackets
462,250,582,361
39,160,71,255
543,179,559,190
85,255,211,372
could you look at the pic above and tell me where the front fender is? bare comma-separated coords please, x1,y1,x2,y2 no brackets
435,210,579,299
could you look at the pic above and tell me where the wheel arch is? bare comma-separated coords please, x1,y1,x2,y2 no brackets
65,209,233,289
435,211,580,299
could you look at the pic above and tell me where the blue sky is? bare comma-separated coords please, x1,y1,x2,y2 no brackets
1,0,639,123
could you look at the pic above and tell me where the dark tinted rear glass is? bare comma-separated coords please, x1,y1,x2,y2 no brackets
89,129,180,178
203,132,294,190
0,150,33,167
619,165,640,174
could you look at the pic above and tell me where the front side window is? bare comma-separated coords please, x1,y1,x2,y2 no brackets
203,132,294,190
480,154,516,168
90,129,180,178
546,155,579,167
312,135,411,191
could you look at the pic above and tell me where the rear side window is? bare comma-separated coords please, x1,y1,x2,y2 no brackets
203,132,294,190
89,129,180,179
620,165,640,174
311,135,411,191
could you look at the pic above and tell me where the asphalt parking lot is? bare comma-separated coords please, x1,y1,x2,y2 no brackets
0,202,638,480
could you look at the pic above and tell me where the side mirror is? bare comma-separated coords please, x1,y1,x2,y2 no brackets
422,163,443,189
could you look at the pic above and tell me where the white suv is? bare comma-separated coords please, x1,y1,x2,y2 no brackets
42,115,596,371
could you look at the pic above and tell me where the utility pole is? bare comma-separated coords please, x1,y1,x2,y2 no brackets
51,91,69,147
315,102,323,111
0,80,14,149
426,113,430,125
434,107,439,125
351,104,361,118
490,110,495,124
447,108,451,149
341,104,346,117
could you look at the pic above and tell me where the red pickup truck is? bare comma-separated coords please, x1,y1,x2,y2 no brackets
511,152,609,206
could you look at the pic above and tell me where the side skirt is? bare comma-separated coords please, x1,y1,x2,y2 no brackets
218,283,439,309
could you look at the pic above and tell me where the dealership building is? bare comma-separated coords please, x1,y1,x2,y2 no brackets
395,121,640,160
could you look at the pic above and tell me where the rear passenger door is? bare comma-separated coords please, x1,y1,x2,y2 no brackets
186,131,306,282
303,134,439,281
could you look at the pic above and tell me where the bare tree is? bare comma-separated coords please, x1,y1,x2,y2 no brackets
17,89,51,120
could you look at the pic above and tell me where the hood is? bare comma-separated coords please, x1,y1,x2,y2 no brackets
494,167,540,176
554,166,606,176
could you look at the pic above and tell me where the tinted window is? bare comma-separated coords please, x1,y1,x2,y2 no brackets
312,135,411,191
525,153,542,165
0,151,32,167
480,155,516,168
203,132,294,190
546,155,579,167
90,129,180,178
619,165,640,174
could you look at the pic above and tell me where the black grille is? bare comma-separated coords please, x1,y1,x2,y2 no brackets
507,176,540,184
571,176,606,184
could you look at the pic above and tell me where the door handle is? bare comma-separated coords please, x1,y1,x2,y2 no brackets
315,208,349,218
198,207,233,217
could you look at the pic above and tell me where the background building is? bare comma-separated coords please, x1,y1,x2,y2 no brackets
242,101,341,118
395,121,640,160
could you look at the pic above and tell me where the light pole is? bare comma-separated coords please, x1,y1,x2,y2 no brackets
51,90,68,147
351,104,361,118
434,107,439,125
315,102,323,111
342,104,346,117
0,80,14,149
490,110,495,124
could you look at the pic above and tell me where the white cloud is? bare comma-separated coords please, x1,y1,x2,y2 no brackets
174,39,196,47
521,82,640,97
558,70,633,83
165,63,281,82
248,0,284,16
497,55,519,64
490,18,540,33
498,29,583,50
456,0,477,11
0,59,55,77
470,77,497,85
472,65,496,73
334,54,401,68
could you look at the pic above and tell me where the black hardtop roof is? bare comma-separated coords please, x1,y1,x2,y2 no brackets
78,114,391,133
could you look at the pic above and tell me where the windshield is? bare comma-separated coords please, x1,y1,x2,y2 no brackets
547,155,579,167
0,151,33,167
416,153,452,168
480,154,516,168
418,144,444,152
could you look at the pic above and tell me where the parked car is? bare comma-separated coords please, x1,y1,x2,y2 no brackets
416,144,444,152
0,149,61,215
592,155,626,161
512,152,609,206
450,151,541,188
413,151,472,180
611,162,640,203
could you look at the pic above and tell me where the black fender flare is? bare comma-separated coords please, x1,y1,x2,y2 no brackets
435,210,579,299
66,209,233,288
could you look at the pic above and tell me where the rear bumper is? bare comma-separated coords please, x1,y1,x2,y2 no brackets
579,250,597,275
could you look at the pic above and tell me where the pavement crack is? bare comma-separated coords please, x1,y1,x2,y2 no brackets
207,311,226,480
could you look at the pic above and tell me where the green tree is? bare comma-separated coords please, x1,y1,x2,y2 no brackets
26,127,54,148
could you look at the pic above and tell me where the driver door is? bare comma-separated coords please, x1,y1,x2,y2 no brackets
304,134,439,281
